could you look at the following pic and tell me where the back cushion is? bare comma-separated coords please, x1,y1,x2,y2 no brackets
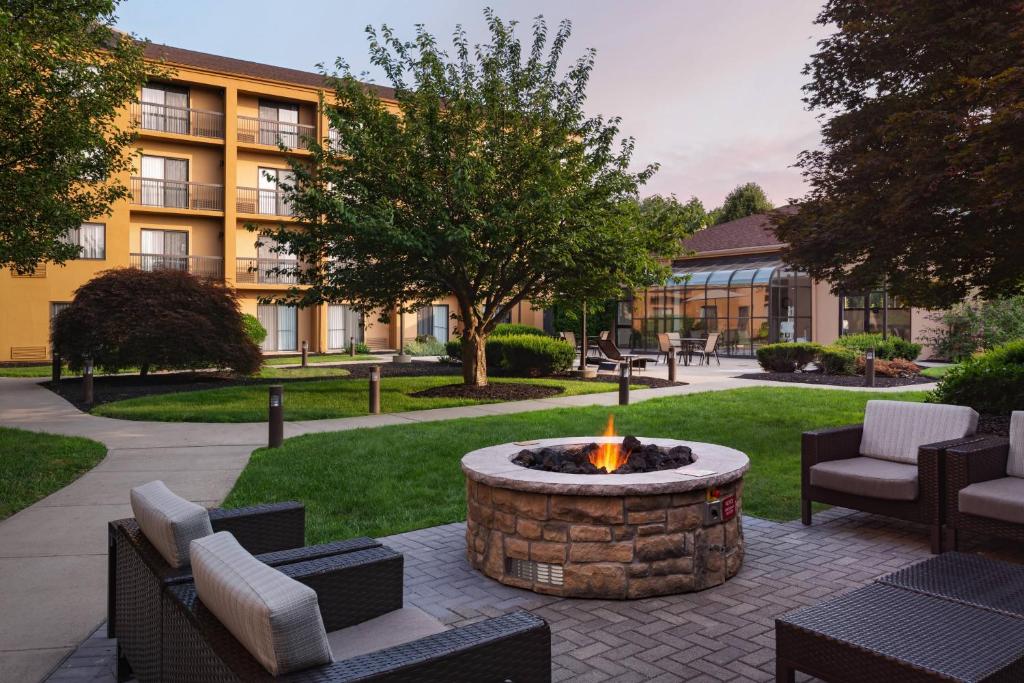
860,400,979,464
190,532,331,676
130,480,213,568
1006,412,1024,478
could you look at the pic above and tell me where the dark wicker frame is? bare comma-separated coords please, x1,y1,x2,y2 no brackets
942,436,1023,551
109,501,380,683
162,547,552,682
800,424,983,553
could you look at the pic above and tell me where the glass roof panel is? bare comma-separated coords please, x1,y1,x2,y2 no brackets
729,268,757,286
753,266,778,284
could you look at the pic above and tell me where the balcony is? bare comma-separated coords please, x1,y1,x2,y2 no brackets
131,102,225,139
236,258,299,285
130,253,224,280
237,116,315,149
131,177,224,212
236,187,293,217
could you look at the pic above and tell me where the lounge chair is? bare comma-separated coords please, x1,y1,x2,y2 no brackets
594,336,653,373
942,411,1024,552
801,400,981,553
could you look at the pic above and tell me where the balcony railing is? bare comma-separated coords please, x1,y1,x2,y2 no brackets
237,116,315,149
236,187,294,216
131,102,225,139
130,253,224,280
131,177,224,211
236,257,299,285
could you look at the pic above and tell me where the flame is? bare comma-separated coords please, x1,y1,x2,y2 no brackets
590,414,626,472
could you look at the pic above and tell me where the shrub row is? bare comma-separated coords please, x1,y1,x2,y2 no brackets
755,343,822,372
491,323,549,337
445,333,574,376
833,332,922,361
929,340,1024,415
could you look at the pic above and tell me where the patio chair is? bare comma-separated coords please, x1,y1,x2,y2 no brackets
801,400,981,553
694,332,721,366
560,330,580,353
656,332,675,364
942,411,1024,552
109,481,381,682
160,531,552,682
594,336,653,373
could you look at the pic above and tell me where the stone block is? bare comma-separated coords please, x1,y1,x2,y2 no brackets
726,546,744,577
475,481,493,506
667,504,703,532
491,487,548,519
468,500,493,526
624,494,670,511
626,509,666,525
671,490,707,506
627,574,695,599
494,510,516,533
542,523,568,542
484,530,504,575
530,541,566,564
569,541,634,563
635,533,687,561
505,536,529,560
650,557,694,576
550,495,624,524
637,523,666,536
724,516,741,547
569,525,612,542
516,517,543,539
612,525,636,541
564,563,627,597
627,562,651,578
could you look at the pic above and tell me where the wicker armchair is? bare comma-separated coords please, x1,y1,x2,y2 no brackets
161,548,552,682
109,501,381,682
943,432,1024,552
801,401,983,554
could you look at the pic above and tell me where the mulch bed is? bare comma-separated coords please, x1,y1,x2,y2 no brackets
737,372,935,388
410,383,564,401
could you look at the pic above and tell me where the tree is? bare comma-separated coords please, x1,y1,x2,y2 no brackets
713,182,772,224
774,1,1024,308
267,11,689,385
0,0,149,272
52,269,263,376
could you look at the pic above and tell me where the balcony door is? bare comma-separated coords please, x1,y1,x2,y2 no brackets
140,229,188,272
140,155,188,208
258,167,294,216
328,304,363,350
257,304,298,352
417,304,449,342
141,83,189,134
258,100,299,147
256,236,297,284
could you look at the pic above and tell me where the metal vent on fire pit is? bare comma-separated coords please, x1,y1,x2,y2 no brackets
507,558,564,586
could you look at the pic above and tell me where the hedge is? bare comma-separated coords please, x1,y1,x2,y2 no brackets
817,345,857,375
756,342,823,373
834,333,921,361
445,334,574,376
928,340,1024,415
491,323,547,337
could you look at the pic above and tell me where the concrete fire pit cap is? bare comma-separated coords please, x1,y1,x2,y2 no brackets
461,436,749,496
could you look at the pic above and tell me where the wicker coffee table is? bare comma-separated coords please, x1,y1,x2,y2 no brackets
776,553,1024,682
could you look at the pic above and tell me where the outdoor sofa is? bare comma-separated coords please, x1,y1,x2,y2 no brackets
942,411,1024,552
801,400,981,553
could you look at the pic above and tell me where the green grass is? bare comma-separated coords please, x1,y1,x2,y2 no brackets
91,375,631,422
921,364,957,379
263,354,379,366
0,427,107,519
224,387,928,542
0,364,58,378
256,366,351,379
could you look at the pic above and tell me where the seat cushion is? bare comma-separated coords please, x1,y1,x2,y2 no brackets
810,456,919,501
327,607,448,661
190,532,331,676
1006,412,1024,478
130,480,212,568
959,477,1024,525
860,400,978,464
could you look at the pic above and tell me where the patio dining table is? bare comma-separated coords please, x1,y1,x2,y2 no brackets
676,337,705,366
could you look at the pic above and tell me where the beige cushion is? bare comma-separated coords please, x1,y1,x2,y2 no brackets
860,400,978,464
959,477,1024,525
130,480,212,568
191,532,331,676
1006,412,1024,478
327,607,448,661
810,456,919,501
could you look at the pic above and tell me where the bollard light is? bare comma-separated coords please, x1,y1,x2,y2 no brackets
82,355,94,405
301,340,308,367
667,348,677,383
349,335,356,357
368,365,381,414
51,352,62,384
268,385,284,448
864,347,876,387
619,362,630,406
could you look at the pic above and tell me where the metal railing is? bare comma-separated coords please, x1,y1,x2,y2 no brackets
237,116,315,148
236,257,299,285
130,177,224,211
235,187,294,216
130,253,224,280
131,102,225,139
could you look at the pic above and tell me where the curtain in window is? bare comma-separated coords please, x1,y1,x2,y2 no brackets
77,223,105,259
257,304,277,351
416,307,432,337
164,158,188,208
328,305,362,349
258,168,278,215
259,101,298,146
140,155,163,205
277,306,297,351
432,305,449,342
142,84,188,133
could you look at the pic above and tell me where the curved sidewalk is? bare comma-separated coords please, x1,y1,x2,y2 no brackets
0,374,933,681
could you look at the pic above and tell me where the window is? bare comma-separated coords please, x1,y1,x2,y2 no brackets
327,305,362,349
50,302,71,330
258,168,294,216
259,100,299,147
141,83,189,133
139,229,188,271
63,223,105,259
140,155,188,208
257,304,298,351
416,305,449,342
840,289,911,340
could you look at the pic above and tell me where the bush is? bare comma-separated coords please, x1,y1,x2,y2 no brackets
486,334,575,376
355,341,371,354
924,295,1024,360
445,338,463,359
491,323,547,337
834,333,921,361
756,342,823,373
241,314,267,347
52,269,262,375
817,345,857,375
856,356,922,378
928,340,1024,414
403,335,446,356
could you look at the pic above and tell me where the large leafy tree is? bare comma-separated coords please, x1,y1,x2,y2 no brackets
268,12,689,385
713,182,772,224
0,0,148,272
774,0,1024,307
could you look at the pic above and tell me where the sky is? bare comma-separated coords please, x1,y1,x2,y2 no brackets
115,0,830,209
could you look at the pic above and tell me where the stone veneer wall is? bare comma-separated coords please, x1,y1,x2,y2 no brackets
465,478,744,599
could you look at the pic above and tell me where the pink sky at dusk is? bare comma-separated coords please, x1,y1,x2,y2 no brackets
116,0,831,208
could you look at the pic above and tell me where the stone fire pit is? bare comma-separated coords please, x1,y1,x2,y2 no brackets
462,436,749,599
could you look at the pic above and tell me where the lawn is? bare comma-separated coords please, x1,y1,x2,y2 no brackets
256,366,351,379
91,375,631,422
920,364,957,379
0,427,107,519
263,353,379,366
0,364,80,378
224,386,927,543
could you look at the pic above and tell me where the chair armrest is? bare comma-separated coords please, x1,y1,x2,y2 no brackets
802,424,863,466
918,436,990,523
946,437,1011,489
209,501,305,555
305,611,551,682
278,546,404,631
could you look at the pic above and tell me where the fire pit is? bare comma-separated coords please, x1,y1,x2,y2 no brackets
462,419,749,599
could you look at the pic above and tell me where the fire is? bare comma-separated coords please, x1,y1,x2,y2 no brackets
591,414,627,472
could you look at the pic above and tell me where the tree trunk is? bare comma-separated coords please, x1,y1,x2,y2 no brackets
140,362,150,378
461,329,488,386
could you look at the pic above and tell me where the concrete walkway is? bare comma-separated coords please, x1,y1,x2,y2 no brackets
0,369,935,682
